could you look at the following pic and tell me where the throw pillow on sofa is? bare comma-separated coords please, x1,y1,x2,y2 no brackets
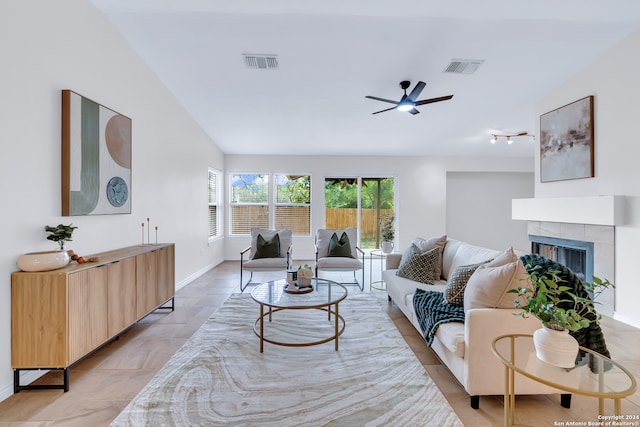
396,244,440,284
463,259,531,311
443,260,492,306
484,246,517,267
401,234,447,279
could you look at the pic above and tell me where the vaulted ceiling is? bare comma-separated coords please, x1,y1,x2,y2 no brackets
90,0,640,157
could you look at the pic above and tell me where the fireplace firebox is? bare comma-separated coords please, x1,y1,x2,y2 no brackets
529,235,594,282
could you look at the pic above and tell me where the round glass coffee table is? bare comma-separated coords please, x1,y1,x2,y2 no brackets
492,334,637,427
250,278,347,352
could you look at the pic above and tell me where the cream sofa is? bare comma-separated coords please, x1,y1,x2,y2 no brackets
384,237,563,409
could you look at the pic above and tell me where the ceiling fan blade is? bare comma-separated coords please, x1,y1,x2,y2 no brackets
365,95,398,105
371,106,398,114
408,108,420,115
407,81,426,102
414,95,454,105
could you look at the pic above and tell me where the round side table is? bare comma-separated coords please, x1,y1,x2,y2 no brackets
370,249,394,290
492,333,637,427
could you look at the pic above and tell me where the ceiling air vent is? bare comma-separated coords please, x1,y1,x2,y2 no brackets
243,54,278,70
444,59,484,74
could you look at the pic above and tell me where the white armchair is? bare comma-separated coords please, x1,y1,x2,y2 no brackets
240,228,292,292
315,227,365,291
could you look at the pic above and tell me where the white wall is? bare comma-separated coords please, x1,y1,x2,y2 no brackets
224,155,534,260
447,172,534,251
534,28,640,327
0,0,225,400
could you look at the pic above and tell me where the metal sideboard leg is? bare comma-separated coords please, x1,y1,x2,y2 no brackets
14,368,69,393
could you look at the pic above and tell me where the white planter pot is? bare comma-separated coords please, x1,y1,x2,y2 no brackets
17,250,71,272
533,326,579,368
381,241,394,254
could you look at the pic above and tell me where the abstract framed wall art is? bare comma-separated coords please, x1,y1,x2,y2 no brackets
539,95,594,182
62,90,132,215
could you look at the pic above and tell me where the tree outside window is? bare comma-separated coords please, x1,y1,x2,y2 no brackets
275,174,311,235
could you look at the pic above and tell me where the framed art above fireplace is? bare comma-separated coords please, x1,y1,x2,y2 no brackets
539,95,594,183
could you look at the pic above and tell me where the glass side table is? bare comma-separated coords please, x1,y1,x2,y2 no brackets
492,334,637,427
370,249,393,291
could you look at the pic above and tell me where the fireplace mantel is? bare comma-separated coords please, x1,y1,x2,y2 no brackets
511,196,623,226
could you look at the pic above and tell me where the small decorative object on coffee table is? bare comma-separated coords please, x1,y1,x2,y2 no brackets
283,283,313,294
297,263,313,288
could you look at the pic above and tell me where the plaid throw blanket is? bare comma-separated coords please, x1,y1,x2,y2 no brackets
413,289,465,346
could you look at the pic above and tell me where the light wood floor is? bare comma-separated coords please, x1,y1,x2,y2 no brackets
0,261,638,426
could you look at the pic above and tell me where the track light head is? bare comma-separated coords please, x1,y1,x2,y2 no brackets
488,131,534,145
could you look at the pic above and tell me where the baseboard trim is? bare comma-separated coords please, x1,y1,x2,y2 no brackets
0,257,225,403
175,258,224,291
0,370,48,402
612,312,640,329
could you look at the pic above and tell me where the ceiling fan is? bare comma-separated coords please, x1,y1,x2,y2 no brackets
365,80,453,115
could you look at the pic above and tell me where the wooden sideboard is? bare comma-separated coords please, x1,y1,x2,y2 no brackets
11,244,175,393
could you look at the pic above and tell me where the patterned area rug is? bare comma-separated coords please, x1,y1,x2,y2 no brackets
110,293,462,426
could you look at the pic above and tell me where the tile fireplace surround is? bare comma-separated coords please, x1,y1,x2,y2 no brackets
512,196,621,317
527,220,615,317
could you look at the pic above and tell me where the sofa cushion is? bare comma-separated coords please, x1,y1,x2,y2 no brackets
463,259,531,311
443,260,491,306
446,242,501,280
402,235,447,279
396,244,439,284
242,257,289,270
316,256,362,270
435,322,466,358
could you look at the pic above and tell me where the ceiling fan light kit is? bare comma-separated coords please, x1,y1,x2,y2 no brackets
365,80,453,115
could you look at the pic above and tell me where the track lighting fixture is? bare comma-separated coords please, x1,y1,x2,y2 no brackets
489,132,534,144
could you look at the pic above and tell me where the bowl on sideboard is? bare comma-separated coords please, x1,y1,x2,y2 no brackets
16,250,71,272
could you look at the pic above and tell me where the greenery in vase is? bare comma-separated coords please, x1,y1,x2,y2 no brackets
507,262,613,332
381,215,394,242
45,223,78,250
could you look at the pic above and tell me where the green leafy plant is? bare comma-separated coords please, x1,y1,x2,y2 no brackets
508,263,613,332
45,223,78,250
381,215,394,242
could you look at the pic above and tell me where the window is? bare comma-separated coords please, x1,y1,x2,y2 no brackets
230,173,311,236
208,168,222,240
275,174,310,235
230,173,269,234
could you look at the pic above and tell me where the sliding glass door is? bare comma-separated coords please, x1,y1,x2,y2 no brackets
324,177,395,249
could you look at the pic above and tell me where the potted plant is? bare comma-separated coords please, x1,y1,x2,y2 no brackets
45,223,78,251
297,263,313,288
380,215,395,254
508,263,613,368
